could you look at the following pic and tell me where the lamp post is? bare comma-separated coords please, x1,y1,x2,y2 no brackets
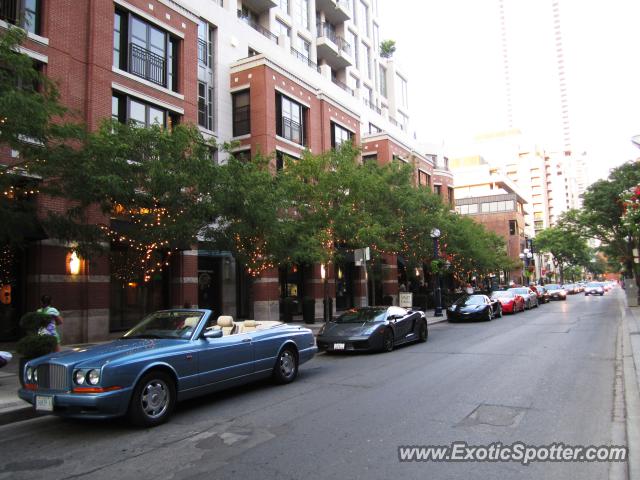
320,263,330,323
431,228,443,317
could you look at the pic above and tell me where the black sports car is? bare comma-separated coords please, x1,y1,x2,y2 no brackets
447,294,502,322
316,306,428,353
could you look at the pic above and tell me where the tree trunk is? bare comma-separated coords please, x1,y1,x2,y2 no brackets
559,264,564,285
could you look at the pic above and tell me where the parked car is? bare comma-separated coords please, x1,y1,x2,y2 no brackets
317,306,428,353
490,290,525,314
447,294,502,322
529,285,550,304
563,284,579,295
543,284,567,301
19,310,317,426
508,287,539,309
584,282,605,296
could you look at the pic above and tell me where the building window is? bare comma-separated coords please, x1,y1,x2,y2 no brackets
292,0,309,29
197,21,213,68
418,170,431,188
233,149,251,163
232,90,251,137
278,0,289,14
379,64,387,97
352,32,359,68
359,0,369,36
396,74,408,108
362,154,377,165
276,93,306,145
369,123,381,134
198,81,213,130
509,220,517,236
434,185,442,196
112,93,177,128
1,0,41,34
362,42,371,79
276,151,285,171
448,187,454,204
331,122,353,148
297,35,311,60
275,18,291,40
114,9,180,91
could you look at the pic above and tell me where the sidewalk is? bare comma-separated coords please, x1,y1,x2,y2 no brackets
0,311,449,426
622,294,640,480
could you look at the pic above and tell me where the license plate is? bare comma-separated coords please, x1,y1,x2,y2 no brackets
35,395,54,412
333,343,345,350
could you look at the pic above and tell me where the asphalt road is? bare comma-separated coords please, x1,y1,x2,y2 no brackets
0,290,628,480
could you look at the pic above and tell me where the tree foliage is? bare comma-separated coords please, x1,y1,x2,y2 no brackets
379,40,396,58
533,225,590,283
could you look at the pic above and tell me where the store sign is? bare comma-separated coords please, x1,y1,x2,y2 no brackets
399,292,413,308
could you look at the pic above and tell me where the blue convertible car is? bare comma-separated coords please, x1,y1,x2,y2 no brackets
19,310,317,426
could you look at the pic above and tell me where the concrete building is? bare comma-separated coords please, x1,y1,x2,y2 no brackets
451,156,529,284
0,0,453,341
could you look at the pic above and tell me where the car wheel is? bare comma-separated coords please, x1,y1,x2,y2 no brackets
418,321,428,343
486,308,493,321
273,346,298,384
128,370,175,427
382,328,394,352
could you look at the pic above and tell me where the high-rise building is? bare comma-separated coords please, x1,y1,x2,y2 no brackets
0,0,453,341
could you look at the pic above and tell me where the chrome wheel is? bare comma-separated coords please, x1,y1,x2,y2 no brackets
383,329,394,352
141,379,169,419
279,350,295,380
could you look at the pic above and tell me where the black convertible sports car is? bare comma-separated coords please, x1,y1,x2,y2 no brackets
316,306,428,353
447,294,502,322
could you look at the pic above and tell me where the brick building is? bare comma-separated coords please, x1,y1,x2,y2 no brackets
0,0,453,342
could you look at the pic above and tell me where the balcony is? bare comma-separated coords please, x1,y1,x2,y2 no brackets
290,47,318,71
129,43,166,87
240,0,277,15
363,98,382,115
331,76,354,96
316,22,352,69
237,12,278,44
315,0,351,24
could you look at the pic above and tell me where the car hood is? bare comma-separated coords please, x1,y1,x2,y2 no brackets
319,322,381,337
30,339,188,368
455,305,485,313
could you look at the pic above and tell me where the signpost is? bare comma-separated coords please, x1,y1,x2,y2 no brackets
399,292,413,308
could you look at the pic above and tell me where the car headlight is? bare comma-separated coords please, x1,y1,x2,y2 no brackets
87,369,100,385
26,367,33,382
74,370,86,385
33,368,38,383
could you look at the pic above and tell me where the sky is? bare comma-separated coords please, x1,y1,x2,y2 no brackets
379,0,640,183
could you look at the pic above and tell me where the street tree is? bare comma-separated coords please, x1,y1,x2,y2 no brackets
37,120,219,282
534,226,590,284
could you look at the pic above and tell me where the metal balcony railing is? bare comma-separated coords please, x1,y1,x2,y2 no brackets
0,0,17,24
237,11,278,43
281,116,303,145
198,38,210,66
363,99,382,115
331,76,354,96
316,22,351,55
129,43,166,87
290,47,317,70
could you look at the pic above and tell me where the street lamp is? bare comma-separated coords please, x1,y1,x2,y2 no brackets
431,228,443,317
320,263,330,323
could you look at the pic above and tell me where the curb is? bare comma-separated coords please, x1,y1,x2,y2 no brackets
624,304,640,480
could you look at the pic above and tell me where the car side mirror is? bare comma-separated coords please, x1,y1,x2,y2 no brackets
203,328,223,339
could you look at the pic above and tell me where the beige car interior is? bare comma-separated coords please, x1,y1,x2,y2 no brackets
207,316,283,336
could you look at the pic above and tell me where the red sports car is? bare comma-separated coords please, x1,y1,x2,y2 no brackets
490,290,525,314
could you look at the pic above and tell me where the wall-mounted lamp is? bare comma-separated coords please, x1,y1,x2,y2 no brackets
68,251,81,275
320,263,326,280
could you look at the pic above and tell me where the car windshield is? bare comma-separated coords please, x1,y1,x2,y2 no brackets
455,295,485,306
491,291,513,298
545,284,560,290
587,282,602,287
334,308,387,324
123,311,205,340
509,288,530,295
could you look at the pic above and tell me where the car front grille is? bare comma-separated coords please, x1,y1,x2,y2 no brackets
36,364,68,390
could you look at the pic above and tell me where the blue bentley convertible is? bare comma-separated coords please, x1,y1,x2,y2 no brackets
19,310,317,426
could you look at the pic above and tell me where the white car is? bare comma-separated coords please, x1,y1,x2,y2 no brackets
584,282,605,296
